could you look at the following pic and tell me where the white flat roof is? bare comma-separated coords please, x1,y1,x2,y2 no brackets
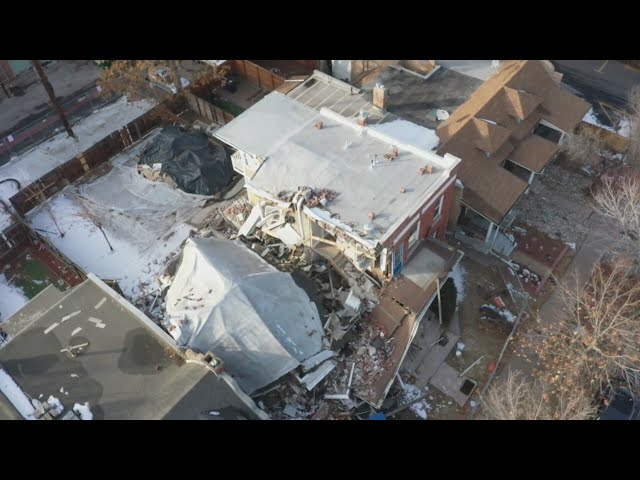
216,92,460,244
214,91,317,158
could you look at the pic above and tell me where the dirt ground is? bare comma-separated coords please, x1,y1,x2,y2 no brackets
398,255,513,420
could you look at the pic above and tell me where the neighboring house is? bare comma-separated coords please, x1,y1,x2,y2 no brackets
0,274,268,420
356,60,590,257
435,60,590,256
214,89,461,287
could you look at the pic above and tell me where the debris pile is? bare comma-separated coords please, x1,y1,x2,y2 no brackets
305,188,338,208
510,262,541,287
277,187,338,208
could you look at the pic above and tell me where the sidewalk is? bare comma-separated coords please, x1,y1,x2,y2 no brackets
0,60,100,135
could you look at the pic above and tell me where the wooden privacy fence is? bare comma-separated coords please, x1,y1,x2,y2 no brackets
579,121,630,153
230,60,285,91
183,92,235,125
0,222,30,264
9,103,167,217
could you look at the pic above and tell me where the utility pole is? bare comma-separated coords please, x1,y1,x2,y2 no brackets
31,60,76,139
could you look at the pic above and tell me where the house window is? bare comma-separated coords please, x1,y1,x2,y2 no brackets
408,220,420,250
433,195,444,222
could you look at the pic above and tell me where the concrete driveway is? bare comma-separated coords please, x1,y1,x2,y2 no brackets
552,60,640,109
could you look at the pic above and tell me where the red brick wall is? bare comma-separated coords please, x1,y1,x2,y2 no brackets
385,173,458,267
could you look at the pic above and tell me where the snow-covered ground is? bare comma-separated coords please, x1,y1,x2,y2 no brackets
73,402,93,420
0,368,36,419
582,108,630,138
398,379,430,420
450,262,467,305
482,303,517,323
28,166,207,300
371,119,439,152
0,273,28,322
0,96,155,231
27,162,209,300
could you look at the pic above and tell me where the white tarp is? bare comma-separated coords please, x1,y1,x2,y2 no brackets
165,238,323,394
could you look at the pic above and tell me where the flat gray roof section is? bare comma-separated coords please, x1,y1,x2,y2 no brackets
360,66,483,130
214,90,317,158
238,93,459,243
0,275,264,420
287,71,389,125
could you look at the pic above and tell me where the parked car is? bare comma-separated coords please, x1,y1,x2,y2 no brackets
599,388,640,420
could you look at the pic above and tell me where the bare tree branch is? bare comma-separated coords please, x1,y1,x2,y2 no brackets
483,370,596,420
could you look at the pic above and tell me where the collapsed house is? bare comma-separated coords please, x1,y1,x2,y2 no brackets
163,238,325,395
355,60,590,257
0,273,267,420
213,91,464,408
137,125,234,196
214,91,461,286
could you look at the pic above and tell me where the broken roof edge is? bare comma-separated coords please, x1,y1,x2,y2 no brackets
87,273,177,349
365,249,463,408
379,173,458,246
245,182,380,251
88,272,271,420
318,107,459,170
303,206,379,251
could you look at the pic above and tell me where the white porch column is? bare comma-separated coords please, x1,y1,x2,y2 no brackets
528,170,536,184
485,222,495,245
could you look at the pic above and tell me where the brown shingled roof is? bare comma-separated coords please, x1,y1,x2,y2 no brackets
542,86,591,133
509,134,559,173
436,60,590,223
502,87,542,120
470,118,511,154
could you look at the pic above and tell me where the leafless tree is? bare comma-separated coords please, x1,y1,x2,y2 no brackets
70,192,114,252
519,258,640,400
625,85,640,168
483,370,596,420
592,174,640,242
97,60,228,125
560,126,605,170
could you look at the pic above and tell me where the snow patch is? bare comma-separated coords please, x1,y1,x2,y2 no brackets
450,263,467,305
0,273,28,322
399,381,430,420
73,402,93,420
481,303,517,323
27,163,207,300
617,118,631,138
370,119,440,152
582,108,631,138
46,395,65,415
0,368,36,419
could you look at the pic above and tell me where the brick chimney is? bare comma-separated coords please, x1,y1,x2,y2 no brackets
373,83,387,111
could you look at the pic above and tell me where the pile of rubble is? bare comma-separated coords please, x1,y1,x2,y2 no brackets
509,263,541,287
277,186,338,208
